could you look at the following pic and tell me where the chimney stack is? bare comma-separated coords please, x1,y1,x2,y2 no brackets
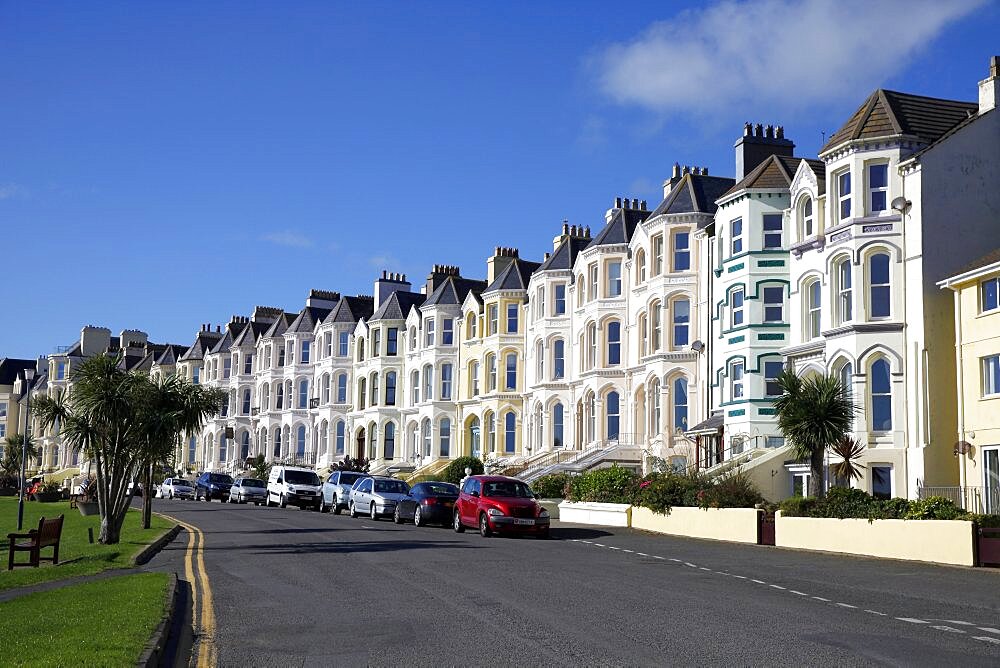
980,55,1000,114
734,121,795,180
374,270,411,307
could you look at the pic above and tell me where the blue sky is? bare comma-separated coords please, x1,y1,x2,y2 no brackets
1,0,997,359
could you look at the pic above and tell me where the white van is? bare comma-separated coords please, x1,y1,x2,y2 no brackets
266,465,323,510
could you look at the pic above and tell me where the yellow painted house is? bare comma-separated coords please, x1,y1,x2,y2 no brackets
939,248,1000,513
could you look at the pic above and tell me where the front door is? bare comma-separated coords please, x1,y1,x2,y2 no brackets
985,448,1000,514
357,429,366,460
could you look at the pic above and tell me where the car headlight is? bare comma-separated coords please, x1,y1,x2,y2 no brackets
538,509,549,518
487,508,504,517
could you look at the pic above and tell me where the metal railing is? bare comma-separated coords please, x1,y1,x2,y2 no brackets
917,485,995,513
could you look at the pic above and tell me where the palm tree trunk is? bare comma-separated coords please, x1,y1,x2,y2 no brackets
809,447,826,499
142,459,153,529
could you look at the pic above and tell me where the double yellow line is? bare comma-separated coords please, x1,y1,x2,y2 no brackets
157,513,216,667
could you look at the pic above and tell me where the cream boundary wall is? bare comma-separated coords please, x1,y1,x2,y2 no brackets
774,511,975,566
558,501,631,527
630,506,761,544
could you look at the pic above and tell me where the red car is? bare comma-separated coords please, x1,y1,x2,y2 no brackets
453,475,550,538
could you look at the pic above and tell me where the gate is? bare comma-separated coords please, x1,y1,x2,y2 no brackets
977,527,1000,567
758,511,775,546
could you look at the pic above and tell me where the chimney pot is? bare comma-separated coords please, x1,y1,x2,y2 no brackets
584,226,591,237
614,197,622,208
776,125,784,139
672,163,681,178
744,122,752,136
765,124,774,138
631,198,639,209
702,167,709,176
682,165,690,175
754,123,763,136
640,200,647,210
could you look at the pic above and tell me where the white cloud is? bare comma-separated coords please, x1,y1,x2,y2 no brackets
0,183,28,199
369,254,401,269
595,0,984,116
261,231,314,248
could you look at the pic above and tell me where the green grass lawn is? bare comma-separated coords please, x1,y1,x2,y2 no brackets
0,498,171,591
0,572,169,667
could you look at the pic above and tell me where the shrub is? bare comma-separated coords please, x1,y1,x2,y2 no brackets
963,513,1000,528
442,456,484,485
635,471,707,514
566,466,638,504
700,470,763,509
878,497,912,519
903,496,964,520
816,486,880,519
778,495,818,517
532,473,570,499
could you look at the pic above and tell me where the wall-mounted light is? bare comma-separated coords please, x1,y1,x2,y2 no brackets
890,197,911,214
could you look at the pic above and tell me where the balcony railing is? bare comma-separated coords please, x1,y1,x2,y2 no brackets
918,485,996,513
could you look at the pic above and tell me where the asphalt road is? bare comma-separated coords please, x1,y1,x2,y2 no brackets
145,498,1000,667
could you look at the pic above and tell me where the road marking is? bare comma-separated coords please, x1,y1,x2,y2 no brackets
978,627,1000,634
685,563,698,568
973,636,1000,645
699,567,711,571
865,610,887,616
769,585,786,590
593,543,606,547
651,555,665,560
750,579,766,584
811,596,830,602
668,558,681,563
835,603,857,609
158,513,216,667
931,626,965,634
732,575,746,580
636,552,649,557
790,591,807,596
607,546,621,550
896,618,929,624
938,620,974,626
622,549,634,553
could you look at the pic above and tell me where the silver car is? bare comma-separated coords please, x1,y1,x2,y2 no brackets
160,478,195,500
229,478,268,505
349,476,411,520
320,471,370,514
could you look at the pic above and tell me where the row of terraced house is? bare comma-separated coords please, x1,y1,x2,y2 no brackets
3,57,999,507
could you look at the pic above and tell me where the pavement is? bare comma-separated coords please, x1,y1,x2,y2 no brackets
144,498,1000,667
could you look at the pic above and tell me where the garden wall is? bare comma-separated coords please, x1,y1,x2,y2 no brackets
558,501,631,527
775,511,976,566
630,506,761,544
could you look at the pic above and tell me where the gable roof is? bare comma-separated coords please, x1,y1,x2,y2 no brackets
287,306,332,334
722,154,800,197
650,173,736,224
536,234,593,272
0,358,35,386
262,312,296,339
370,291,425,322
324,296,375,325
422,276,488,307
951,247,1000,279
589,207,651,248
232,321,270,350
483,257,542,293
820,89,977,154
209,320,248,355
178,330,223,362
154,344,187,366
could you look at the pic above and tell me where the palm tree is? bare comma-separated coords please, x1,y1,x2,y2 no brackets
2,433,39,476
773,370,857,499
32,353,224,543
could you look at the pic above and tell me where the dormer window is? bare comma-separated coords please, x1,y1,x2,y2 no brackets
868,163,888,215
730,218,743,255
838,170,852,220
801,197,814,237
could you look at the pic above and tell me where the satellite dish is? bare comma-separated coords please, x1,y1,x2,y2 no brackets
690,340,705,353
890,197,910,213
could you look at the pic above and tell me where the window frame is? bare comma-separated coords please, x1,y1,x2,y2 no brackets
981,276,1000,313
868,253,891,319
983,354,1000,398
837,169,852,221
730,218,743,256
730,361,744,400
867,162,889,215
673,231,691,271
731,288,745,328
762,214,783,250
762,286,784,323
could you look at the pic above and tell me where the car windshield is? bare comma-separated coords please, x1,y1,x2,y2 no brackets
241,479,265,488
424,483,459,496
482,481,533,498
173,480,193,487
339,473,364,486
209,474,233,484
374,480,409,495
285,470,320,485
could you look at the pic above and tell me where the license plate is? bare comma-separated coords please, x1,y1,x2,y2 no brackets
513,518,535,526
443,501,453,507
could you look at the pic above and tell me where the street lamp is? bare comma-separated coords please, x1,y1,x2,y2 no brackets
17,369,35,531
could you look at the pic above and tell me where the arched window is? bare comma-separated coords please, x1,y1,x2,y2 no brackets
466,313,477,339
607,321,621,366
648,378,661,436
357,338,365,362
298,379,309,409
276,383,284,410
485,412,496,453
296,425,306,457
423,365,433,401
504,412,516,454
422,419,432,457
673,378,688,432
839,362,854,399
370,373,379,407
469,361,480,396
336,374,347,403
870,358,892,431
672,299,690,349
261,384,269,411
369,425,377,458
438,364,451,400
836,258,853,324
552,403,564,448
606,391,620,440
635,248,647,283
587,322,597,369
219,432,227,462
638,314,648,357
587,393,596,442
273,428,282,457
241,431,250,460
242,389,251,415
535,341,544,379
805,279,822,339
577,275,586,306
358,378,366,409
869,253,891,318
335,421,345,454
439,418,451,457
487,354,497,391
384,422,396,459
468,416,481,458
552,339,565,379
505,353,517,390
801,197,814,238
411,370,420,404
385,371,397,405
318,422,328,456
651,302,662,351
322,374,330,404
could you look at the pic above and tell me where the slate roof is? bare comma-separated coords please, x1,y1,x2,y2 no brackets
324,296,375,325
178,331,223,362
723,154,799,196
262,312,296,339
649,173,736,226
287,306,332,334
370,291,425,321
154,344,187,366
589,208,652,248
422,276,488,307
209,321,248,355
232,322,270,350
483,258,542,293
820,89,977,154
536,235,593,273
0,358,35,386
949,248,1000,279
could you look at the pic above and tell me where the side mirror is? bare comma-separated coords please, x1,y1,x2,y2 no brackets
277,477,283,484
471,491,480,498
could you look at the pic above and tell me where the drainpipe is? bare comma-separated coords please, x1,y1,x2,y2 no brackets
953,287,968,502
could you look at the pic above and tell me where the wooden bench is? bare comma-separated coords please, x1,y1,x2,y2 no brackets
7,515,64,570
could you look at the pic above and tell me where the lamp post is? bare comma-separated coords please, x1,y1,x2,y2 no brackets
17,369,34,531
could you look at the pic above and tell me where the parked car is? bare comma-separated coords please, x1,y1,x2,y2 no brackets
229,478,268,505
348,476,410,520
127,480,143,497
267,465,322,509
320,470,370,514
160,478,195,500
453,475,549,538
393,481,459,526
195,472,235,502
